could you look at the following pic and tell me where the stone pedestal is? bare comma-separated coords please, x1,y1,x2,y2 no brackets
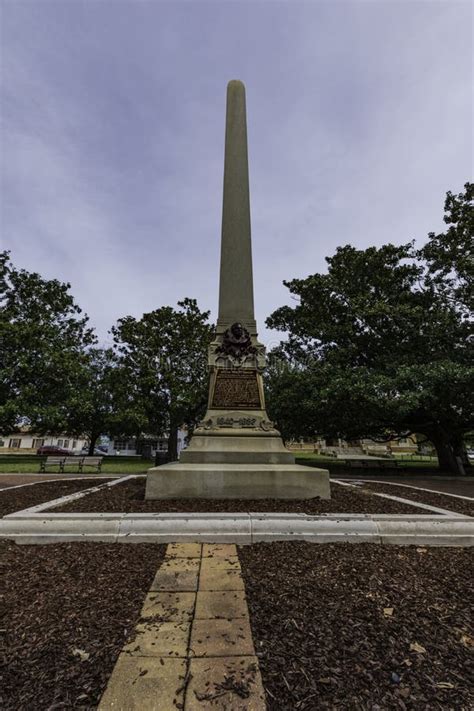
145,462,330,499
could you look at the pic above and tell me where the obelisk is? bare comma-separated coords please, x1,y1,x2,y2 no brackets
217,81,256,336
145,81,330,499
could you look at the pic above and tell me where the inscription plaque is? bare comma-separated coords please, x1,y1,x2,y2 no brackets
211,369,262,409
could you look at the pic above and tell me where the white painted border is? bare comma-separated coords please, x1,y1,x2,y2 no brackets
330,479,465,516
337,478,474,502
0,477,111,493
4,475,142,516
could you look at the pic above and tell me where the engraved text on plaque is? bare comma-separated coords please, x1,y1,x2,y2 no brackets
211,369,261,409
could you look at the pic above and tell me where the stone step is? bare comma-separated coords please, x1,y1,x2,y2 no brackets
146,462,331,499
180,450,295,464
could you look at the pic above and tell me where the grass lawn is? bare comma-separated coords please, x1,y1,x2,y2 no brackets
0,459,149,474
295,452,440,470
0,453,442,474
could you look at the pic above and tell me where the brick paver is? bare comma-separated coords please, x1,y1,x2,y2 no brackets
99,542,266,710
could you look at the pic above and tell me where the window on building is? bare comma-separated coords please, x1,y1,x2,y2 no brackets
32,438,45,448
57,439,63,447
72,440,77,449
114,440,130,450
9,438,21,448
63,439,69,448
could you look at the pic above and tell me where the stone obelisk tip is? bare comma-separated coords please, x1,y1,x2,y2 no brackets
227,79,246,91
217,79,255,332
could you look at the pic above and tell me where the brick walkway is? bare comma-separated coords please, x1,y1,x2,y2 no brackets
99,543,266,710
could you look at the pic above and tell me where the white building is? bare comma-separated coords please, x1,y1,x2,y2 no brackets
108,429,187,456
1,429,188,456
0,431,88,453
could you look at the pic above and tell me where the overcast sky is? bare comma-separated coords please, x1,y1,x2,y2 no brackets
1,0,472,347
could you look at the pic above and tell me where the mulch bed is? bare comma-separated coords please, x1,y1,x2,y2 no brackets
1,541,166,710
359,482,474,517
239,542,474,710
0,480,111,517
49,478,431,515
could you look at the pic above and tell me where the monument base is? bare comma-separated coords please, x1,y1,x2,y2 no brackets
145,462,331,500
179,433,295,464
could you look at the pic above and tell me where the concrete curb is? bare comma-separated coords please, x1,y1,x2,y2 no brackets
1,512,472,546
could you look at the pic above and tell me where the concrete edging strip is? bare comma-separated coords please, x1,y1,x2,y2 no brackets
1,512,473,546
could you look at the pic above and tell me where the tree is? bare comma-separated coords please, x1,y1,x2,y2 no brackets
0,251,95,434
112,299,213,460
65,348,123,455
266,186,473,474
421,182,473,310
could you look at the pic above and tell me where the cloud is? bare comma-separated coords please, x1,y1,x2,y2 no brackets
1,0,472,347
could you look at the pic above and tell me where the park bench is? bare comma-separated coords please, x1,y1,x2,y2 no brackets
345,458,398,470
39,456,103,473
77,456,103,473
376,459,398,469
39,456,66,473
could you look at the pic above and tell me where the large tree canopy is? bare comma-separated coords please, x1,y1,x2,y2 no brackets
0,251,95,434
266,184,473,474
112,298,213,460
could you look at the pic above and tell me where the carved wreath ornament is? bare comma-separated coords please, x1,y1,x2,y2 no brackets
215,322,257,362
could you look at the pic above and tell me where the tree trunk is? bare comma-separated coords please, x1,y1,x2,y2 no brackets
88,434,99,456
452,435,471,470
168,425,178,462
431,431,465,476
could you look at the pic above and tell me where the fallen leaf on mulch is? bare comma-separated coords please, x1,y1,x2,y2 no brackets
72,648,90,662
409,642,427,654
383,607,394,616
